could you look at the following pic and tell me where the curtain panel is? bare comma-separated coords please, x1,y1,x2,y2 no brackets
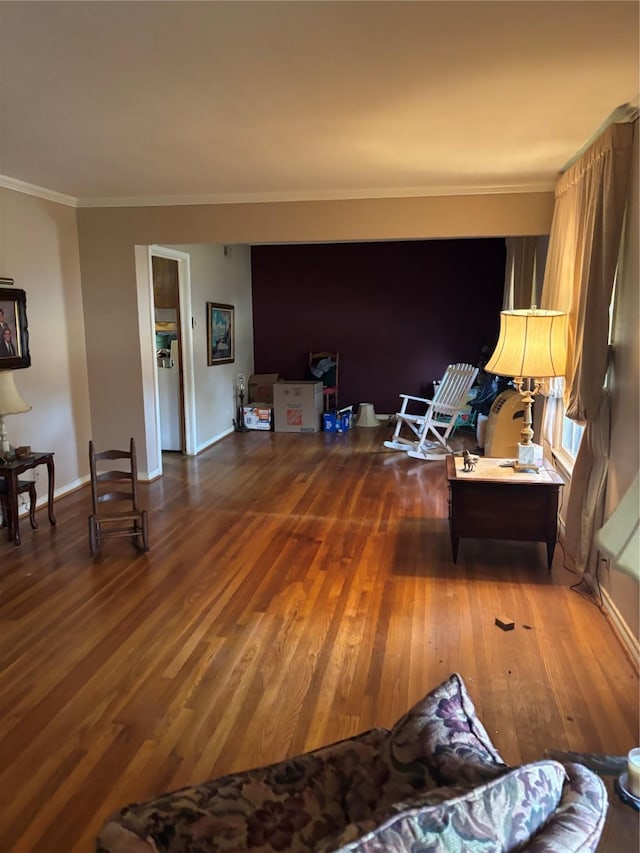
540,119,635,575
503,236,537,310
542,121,634,422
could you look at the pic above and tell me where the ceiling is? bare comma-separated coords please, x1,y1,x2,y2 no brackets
0,1,638,207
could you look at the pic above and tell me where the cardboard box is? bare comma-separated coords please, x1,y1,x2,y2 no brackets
248,374,279,404
273,381,323,433
323,406,353,433
242,404,272,431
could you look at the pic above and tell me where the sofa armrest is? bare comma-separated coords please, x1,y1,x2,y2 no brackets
522,762,608,852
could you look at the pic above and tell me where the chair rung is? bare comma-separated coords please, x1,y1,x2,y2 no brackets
96,512,145,522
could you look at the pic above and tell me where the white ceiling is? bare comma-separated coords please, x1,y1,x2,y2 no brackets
1,1,638,207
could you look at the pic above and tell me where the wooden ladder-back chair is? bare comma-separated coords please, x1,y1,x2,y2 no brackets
308,351,339,412
383,363,478,460
88,437,149,555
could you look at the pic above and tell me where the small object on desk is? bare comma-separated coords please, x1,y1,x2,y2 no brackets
495,617,515,631
15,445,31,458
627,747,640,798
461,449,479,472
616,772,640,811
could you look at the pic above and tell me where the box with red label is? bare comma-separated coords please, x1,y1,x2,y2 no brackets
242,404,273,431
273,381,323,433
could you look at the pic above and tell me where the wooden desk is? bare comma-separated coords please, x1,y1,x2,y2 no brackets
446,455,564,569
0,452,56,545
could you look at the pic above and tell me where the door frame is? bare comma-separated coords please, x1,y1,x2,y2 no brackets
139,245,196,478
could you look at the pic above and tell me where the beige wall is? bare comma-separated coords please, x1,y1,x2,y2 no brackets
168,243,253,451
600,123,639,642
0,187,91,500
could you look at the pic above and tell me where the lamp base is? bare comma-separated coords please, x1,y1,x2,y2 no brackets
514,442,544,473
0,414,11,455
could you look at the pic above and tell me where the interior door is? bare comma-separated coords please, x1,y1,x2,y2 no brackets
152,255,185,452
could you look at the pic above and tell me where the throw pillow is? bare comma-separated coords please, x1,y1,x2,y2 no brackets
386,672,508,788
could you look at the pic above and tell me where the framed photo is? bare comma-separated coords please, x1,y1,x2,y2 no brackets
207,302,235,365
0,281,31,370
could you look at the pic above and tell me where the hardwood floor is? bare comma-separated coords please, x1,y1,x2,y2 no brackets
1,425,638,852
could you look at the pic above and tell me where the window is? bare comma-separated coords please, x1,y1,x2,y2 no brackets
551,268,617,469
560,415,584,460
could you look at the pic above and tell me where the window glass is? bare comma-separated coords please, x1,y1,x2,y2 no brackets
560,415,584,459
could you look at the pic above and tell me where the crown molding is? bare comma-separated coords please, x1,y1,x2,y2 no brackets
74,181,554,209
560,99,639,173
1,174,555,210
0,175,78,207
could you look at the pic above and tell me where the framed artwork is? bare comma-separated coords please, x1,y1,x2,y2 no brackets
0,281,31,370
207,302,235,365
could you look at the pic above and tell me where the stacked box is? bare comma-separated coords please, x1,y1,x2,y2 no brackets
248,374,279,404
273,381,323,433
323,406,353,433
242,405,272,431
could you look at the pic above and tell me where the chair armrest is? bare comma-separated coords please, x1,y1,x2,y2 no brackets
399,394,434,405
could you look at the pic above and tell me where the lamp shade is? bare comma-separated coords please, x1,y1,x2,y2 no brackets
596,473,640,580
485,309,567,379
0,371,31,415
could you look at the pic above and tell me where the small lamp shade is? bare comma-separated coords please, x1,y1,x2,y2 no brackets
485,309,567,379
596,473,640,580
0,371,31,415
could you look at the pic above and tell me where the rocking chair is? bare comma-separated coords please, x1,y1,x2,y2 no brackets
88,437,149,555
383,363,478,461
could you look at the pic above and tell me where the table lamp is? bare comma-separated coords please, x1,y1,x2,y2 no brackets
485,307,567,472
0,370,31,455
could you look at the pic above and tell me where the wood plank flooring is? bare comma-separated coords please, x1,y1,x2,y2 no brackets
1,425,638,852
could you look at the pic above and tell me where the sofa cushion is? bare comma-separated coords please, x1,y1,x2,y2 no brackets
96,729,389,853
329,760,569,852
385,672,508,789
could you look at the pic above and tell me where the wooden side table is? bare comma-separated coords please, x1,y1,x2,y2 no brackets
0,451,56,545
446,454,564,569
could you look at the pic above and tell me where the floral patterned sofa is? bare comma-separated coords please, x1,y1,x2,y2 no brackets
96,673,607,852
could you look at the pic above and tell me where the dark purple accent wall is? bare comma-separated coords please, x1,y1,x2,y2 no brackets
251,239,505,414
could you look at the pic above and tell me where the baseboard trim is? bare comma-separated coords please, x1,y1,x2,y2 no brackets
600,585,640,672
196,426,234,455
13,474,89,518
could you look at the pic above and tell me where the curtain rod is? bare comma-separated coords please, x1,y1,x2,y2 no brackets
560,99,639,174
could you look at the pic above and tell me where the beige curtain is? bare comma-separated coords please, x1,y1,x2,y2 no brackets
503,236,537,309
540,120,635,573
564,392,611,572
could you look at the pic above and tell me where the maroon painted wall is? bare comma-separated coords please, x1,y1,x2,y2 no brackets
251,239,505,413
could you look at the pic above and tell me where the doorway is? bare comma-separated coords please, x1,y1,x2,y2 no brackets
138,245,196,479
153,255,184,452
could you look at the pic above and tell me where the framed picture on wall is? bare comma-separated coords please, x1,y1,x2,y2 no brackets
0,282,31,370
207,302,235,365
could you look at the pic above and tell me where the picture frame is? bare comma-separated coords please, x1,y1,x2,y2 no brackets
0,281,31,370
207,302,235,365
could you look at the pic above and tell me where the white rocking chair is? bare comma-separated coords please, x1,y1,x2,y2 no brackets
383,363,478,461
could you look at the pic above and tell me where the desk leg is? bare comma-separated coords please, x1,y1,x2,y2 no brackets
46,456,56,527
450,531,459,563
8,470,20,545
546,539,556,571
